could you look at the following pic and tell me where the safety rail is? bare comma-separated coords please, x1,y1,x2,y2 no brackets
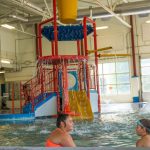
22,66,55,111
78,63,96,91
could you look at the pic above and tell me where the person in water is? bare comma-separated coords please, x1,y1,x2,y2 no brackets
136,119,150,148
45,113,76,147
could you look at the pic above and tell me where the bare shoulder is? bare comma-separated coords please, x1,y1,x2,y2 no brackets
60,133,76,147
143,136,150,147
49,128,64,142
136,136,150,148
136,139,143,147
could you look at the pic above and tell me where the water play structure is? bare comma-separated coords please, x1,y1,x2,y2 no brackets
0,0,133,121
20,0,101,119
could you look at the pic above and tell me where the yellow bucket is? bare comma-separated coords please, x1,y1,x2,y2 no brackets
57,0,78,24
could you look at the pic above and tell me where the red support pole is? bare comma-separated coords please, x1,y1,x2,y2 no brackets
62,63,70,113
83,17,90,99
81,40,84,56
93,22,101,113
53,0,58,56
30,80,34,112
39,18,54,26
53,66,57,91
35,24,39,59
38,17,54,57
83,17,88,56
130,15,137,76
49,71,51,91
43,68,46,93
38,24,42,57
77,40,81,90
77,40,80,56
51,41,55,56
12,82,15,114
80,40,84,91
20,81,22,113
40,66,44,95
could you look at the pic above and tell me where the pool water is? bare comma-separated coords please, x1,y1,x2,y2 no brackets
0,112,149,147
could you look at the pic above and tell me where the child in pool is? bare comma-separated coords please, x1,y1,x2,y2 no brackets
136,119,150,148
45,113,76,147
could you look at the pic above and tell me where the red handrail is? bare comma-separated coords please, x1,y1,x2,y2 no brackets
22,65,56,110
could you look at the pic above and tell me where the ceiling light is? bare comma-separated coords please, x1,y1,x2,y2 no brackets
1,59,11,64
1,24,15,29
122,10,150,16
9,15,28,22
0,71,5,74
146,20,150,24
96,26,109,30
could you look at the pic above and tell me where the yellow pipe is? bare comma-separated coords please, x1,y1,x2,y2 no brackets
98,53,130,57
88,46,112,54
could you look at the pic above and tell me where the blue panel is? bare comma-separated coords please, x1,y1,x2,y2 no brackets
133,96,139,103
23,102,32,114
0,113,35,120
0,119,35,125
42,25,93,41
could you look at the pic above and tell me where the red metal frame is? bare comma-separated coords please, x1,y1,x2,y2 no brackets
93,22,101,113
35,24,39,59
130,16,137,76
20,81,23,113
83,16,101,112
22,0,101,114
77,40,80,56
12,82,15,114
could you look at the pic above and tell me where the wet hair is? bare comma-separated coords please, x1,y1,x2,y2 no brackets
138,119,150,134
56,114,69,128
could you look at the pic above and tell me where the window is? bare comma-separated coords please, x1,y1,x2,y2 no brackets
141,58,150,92
99,61,130,95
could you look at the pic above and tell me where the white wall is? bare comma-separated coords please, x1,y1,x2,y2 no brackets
0,27,36,82
0,27,17,60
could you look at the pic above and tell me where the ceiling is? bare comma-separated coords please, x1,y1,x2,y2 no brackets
0,0,149,33
0,0,149,72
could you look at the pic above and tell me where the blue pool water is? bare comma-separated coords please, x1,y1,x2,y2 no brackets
0,111,149,147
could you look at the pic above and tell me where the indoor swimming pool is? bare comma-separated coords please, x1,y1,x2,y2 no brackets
0,110,149,147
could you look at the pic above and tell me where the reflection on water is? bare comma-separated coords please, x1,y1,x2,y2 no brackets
0,112,150,147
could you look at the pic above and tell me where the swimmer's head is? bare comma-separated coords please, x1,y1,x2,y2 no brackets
56,114,70,128
137,119,150,134
56,113,74,132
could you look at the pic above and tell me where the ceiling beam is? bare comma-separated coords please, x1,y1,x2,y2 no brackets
5,0,50,18
95,0,131,28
